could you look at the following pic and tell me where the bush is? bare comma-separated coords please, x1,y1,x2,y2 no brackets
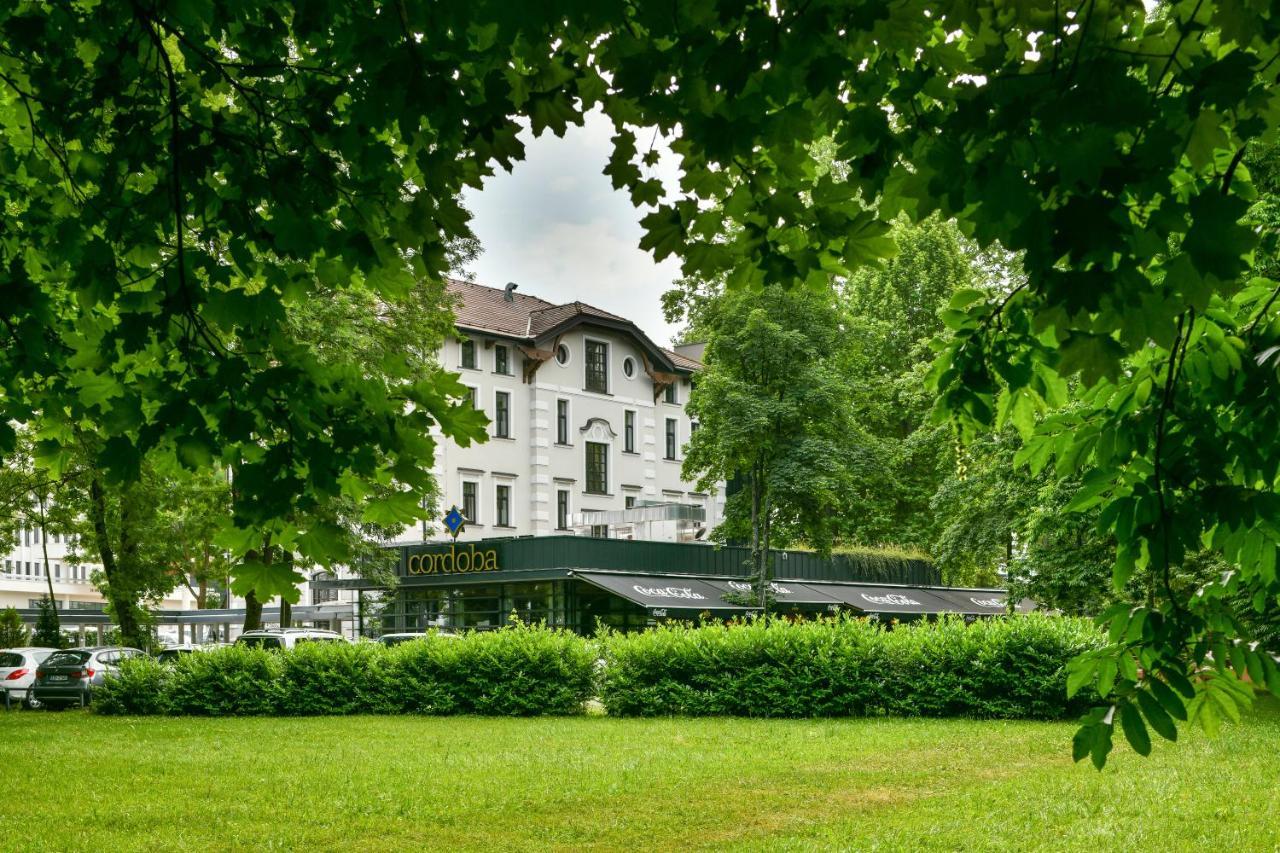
599,615,1101,719
94,657,174,715
166,645,285,716
96,623,598,717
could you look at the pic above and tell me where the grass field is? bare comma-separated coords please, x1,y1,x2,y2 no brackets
2,702,1278,852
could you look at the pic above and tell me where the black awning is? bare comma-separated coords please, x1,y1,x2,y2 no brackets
700,578,843,610
920,588,1012,615
574,572,753,612
810,583,957,615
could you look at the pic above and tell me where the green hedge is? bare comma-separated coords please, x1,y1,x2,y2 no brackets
598,615,1101,718
95,617,1100,718
95,624,596,717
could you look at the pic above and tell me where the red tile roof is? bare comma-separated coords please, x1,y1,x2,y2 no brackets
446,278,702,372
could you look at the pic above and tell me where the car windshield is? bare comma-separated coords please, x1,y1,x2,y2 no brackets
0,652,23,667
237,636,283,649
44,651,90,667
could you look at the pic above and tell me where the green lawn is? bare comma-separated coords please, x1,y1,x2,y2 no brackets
2,703,1277,852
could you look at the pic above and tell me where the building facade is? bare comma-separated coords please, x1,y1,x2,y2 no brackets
0,525,199,642
404,278,723,545
0,279,725,641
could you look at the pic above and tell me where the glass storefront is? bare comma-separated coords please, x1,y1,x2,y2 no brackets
382,580,654,635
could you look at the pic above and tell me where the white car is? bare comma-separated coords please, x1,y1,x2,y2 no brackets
234,628,347,651
1,647,59,709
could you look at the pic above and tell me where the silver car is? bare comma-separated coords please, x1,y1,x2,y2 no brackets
1,647,59,709
32,647,147,709
235,628,347,651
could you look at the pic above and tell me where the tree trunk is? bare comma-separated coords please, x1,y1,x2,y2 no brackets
760,492,773,613
37,496,60,636
243,589,263,632
88,474,145,649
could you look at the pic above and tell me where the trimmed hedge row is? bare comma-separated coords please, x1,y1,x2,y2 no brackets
94,616,1100,718
94,624,596,717
598,615,1101,718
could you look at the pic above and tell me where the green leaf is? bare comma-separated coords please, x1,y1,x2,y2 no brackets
1148,677,1188,721
1067,655,1098,698
1119,700,1152,756
229,559,305,604
1136,689,1178,742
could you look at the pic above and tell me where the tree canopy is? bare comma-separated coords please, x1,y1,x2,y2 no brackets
3,0,1280,762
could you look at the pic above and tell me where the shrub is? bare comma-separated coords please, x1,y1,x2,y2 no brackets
95,657,174,716
382,623,597,716
166,645,284,716
600,615,1101,719
93,623,598,717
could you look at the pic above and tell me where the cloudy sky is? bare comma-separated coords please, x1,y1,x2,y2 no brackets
462,111,685,346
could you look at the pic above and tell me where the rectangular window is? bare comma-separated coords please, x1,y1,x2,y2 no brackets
590,524,609,539
460,338,476,369
585,340,608,393
494,391,510,438
664,381,678,404
557,489,570,530
624,410,635,453
586,442,608,494
556,399,569,445
495,484,511,527
665,418,678,460
462,481,478,523
691,420,700,434
625,495,636,509
494,344,510,375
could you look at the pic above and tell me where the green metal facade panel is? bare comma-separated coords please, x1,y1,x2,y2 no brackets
392,536,937,586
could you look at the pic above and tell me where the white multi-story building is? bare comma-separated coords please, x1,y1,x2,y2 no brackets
0,279,718,640
405,278,721,544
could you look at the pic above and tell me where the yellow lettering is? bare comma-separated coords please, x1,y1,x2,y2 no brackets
484,550,497,572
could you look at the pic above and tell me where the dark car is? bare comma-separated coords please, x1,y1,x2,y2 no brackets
32,647,147,709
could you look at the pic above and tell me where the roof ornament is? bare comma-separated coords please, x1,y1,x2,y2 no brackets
504,281,518,302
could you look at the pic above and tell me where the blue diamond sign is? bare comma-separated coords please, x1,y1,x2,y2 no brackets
443,505,466,539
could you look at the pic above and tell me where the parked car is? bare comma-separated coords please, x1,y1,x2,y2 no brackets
155,643,230,665
1,647,59,709
378,630,460,647
234,628,346,651
32,647,147,709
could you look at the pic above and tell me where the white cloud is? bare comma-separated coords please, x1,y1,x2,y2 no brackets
462,111,686,346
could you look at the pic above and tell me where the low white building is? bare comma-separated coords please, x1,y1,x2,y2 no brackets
0,526,199,643
406,278,721,543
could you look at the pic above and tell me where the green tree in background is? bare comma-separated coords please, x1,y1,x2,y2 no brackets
681,285,854,608
31,596,63,648
0,607,28,647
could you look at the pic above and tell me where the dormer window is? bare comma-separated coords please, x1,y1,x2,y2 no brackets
585,340,608,393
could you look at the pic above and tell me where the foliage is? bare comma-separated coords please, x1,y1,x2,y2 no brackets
681,284,855,604
31,595,63,648
4,0,1280,761
92,656,174,716
163,645,285,717
599,615,1101,719
97,624,597,717
0,3,490,606
0,607,28,647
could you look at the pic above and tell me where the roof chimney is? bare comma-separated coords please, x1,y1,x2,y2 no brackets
504,281,518,302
